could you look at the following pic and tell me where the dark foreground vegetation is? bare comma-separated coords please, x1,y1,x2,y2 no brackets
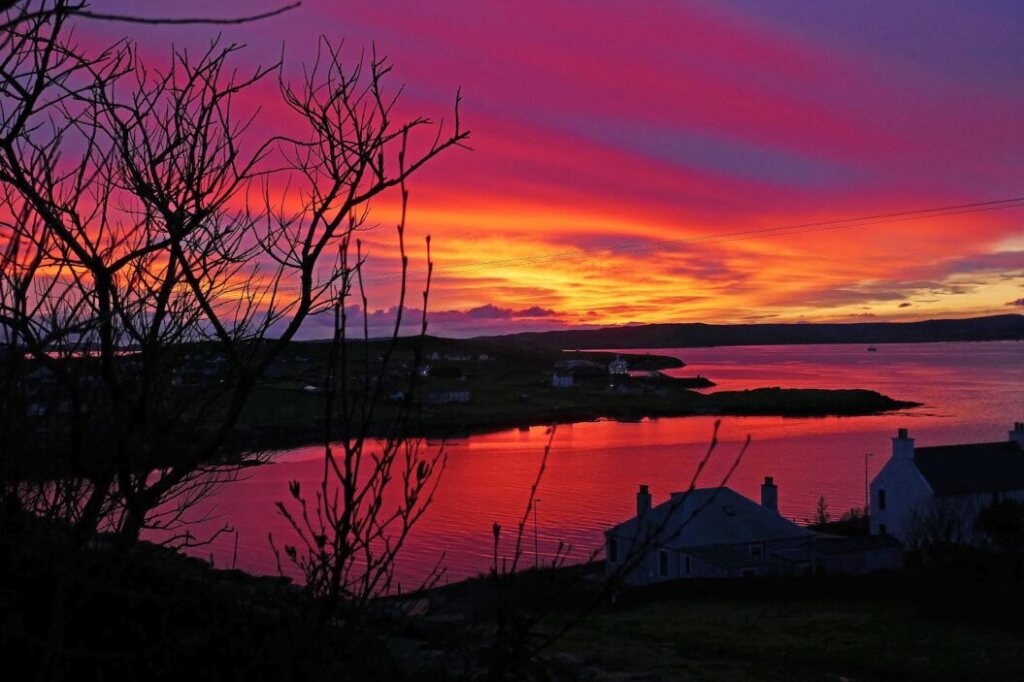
5,506,1024,681
557,567,1024,681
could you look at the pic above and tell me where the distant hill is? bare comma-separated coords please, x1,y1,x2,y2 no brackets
478,314,1024,349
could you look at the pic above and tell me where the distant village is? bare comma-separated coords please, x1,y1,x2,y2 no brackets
9,342,689,450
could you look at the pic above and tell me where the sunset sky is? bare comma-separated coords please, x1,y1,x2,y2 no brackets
92,1,1023,337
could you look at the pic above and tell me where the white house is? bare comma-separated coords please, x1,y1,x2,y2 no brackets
552,373,573,388
608,355,629,376
870,423,1024,547
604,478,900,584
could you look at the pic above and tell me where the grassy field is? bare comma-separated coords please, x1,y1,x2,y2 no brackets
554,589,1024,680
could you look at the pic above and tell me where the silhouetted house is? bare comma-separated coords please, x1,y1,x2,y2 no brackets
552,373,573,388
870,423,1024,547
606,478,900,585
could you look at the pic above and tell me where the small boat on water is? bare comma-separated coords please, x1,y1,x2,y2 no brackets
867,347,878,352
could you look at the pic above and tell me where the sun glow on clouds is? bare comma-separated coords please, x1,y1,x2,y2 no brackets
82,1,1024,338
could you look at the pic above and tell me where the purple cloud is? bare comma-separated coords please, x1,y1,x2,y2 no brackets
453,304,558,320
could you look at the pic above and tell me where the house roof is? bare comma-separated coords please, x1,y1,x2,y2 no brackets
914,441,1024,496
607,487,812,550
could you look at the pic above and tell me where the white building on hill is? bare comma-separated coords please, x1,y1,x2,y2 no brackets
552,373,573,388
870,423,1024,547
608,355,629,376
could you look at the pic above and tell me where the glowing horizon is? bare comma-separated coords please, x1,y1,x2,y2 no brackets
84,1,1024,337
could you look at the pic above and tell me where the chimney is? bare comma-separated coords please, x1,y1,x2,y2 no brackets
636,484,651,518
761,476,778,513
892,427,915,460
1010,422,1024,450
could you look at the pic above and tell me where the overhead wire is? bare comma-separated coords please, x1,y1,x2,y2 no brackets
360,196,1024,282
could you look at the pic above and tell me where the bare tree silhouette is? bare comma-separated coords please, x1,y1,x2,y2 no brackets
272,161,448,620
0,4,467,676
0,2,466,546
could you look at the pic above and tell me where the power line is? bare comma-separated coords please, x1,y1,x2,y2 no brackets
361,195,1024,282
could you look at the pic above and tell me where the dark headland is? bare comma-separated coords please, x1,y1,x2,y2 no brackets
18,317,957,470
228,331,922,448
479,313,1024,349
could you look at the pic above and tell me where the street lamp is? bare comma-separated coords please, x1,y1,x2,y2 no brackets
534,497,542,569
864,453,874,512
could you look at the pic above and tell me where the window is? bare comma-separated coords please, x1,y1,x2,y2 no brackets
879,524,887,535
748,543,764,558
683,554,691,576
658,550,669,577
877,489,886,511
608,537,618,564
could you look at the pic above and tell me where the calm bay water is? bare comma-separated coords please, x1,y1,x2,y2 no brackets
176,340,1023,586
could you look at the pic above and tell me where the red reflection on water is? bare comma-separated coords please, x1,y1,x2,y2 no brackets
162,341,1023,586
